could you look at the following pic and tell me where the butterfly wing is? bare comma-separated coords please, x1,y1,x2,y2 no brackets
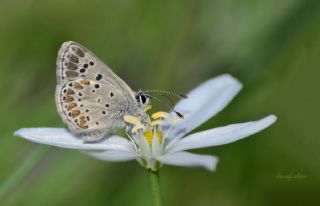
56,79,128,134
55,41,139,141
56,41,135,99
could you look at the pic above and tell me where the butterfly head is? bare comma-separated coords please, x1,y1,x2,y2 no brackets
135,90,187,119
135,91,151,106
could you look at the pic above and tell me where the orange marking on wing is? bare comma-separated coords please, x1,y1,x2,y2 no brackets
79,116,88,129
80,125,89,129
66,89,75,95
71,109,80,118
67,96,74,102
74,82,83,90
80,80,90,85
67,102,77,110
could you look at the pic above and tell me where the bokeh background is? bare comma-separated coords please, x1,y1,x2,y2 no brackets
1,0,319,205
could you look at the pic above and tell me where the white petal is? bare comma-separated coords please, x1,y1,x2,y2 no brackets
138,132,151,157
151,131,162,157
14,128,135,152
156,151,219,171
168,115,277,153
165,74,242,139
83,150,137,162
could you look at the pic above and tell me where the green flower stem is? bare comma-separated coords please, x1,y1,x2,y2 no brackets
148,170,162,206
0,146,49,203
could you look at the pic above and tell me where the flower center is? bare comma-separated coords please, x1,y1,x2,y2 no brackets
143,130,163,145
123,111,183,171
124,111,170,145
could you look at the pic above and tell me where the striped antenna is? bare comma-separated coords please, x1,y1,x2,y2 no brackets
144,90,188,99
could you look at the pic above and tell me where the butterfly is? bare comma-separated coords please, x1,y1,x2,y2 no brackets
55,41,151,142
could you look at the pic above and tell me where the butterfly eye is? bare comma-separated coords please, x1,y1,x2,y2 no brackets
140,95,147,104
136,93,150,105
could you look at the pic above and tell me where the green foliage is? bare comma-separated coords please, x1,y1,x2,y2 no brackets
1,0,319,205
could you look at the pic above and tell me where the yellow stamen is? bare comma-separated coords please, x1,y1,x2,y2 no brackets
172,115,181,125
151,111,170,120
144,105,152,112
124,115,144,133
143,130,153,145
156,131,163,144
150,120,164,126
124,115,142,125
143,130,163,145
132,125,144,133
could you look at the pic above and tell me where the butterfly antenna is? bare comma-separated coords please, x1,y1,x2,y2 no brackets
160,94,184,119
144,90,188,99
144,93,184,119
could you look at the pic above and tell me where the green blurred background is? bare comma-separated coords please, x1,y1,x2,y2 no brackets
0,0,319,205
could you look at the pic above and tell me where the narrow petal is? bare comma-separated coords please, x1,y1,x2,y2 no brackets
83,150,137,162
165,74,242,139
168,115,277,153
139,132,151,157
14,128,135,152
156,151,219,171
151,130,162,157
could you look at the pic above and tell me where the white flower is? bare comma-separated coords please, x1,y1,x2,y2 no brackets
14,74,277,171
